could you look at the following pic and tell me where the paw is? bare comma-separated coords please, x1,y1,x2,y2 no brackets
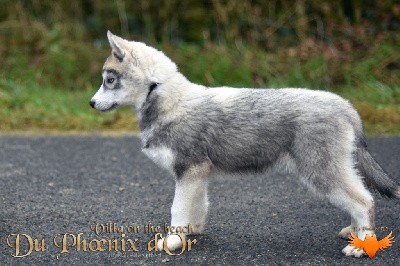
157,234,183,251
190,224,205,235
342,244,365,257
338,226,353,239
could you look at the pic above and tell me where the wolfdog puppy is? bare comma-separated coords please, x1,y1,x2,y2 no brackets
90,31,399,257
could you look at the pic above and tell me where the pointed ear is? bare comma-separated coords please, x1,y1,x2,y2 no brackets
107,30,125,62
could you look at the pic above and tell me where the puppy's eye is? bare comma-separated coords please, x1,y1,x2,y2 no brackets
107,78,115,84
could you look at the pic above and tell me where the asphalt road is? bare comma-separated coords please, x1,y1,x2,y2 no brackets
0,135,399,265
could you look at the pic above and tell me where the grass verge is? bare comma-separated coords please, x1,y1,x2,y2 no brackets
0,77,399,136
0,78,138,133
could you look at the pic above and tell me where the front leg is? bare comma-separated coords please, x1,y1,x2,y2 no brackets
158,163,210,251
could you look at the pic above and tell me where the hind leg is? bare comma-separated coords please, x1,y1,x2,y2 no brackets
296,156,374,256
338,218,355,239
293,125,376,257
327,171,375,257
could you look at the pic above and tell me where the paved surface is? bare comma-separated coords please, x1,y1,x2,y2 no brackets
0,135,399,265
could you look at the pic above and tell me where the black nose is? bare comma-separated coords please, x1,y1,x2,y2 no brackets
89,100,96,108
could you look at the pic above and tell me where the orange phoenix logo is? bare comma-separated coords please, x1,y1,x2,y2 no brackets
349,231,394,259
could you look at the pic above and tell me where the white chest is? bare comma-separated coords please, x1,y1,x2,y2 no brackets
142,145,176,175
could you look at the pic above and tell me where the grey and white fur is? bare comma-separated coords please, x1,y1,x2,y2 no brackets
90,31,400,257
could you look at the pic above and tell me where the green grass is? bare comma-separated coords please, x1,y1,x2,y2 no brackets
0,43,399,135
0,76,398,136
0,78,138,133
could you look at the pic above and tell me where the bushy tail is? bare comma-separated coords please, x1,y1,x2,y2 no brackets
356,142,400,199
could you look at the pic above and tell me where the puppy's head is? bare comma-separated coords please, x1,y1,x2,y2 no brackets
90,31,177,111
